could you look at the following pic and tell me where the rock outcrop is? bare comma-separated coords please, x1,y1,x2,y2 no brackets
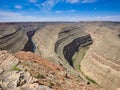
0,26,28,53
0,50,102,90
0,23,45,53
0,50,52,90
80,25,120,90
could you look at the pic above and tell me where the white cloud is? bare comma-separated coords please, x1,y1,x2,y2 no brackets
0,11,120,22
76,16,120,21
0,11,21,17
67,0,97,4
29,0,37,3
15,5,22,9
41,0,59,11
67,0,80,3
81,0,96,3
34,0,96,11
38,0,78,11
56,10,76,13
56,10,65,13
68,10,76,12
0,11,64,22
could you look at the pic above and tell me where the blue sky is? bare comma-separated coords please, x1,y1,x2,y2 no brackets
0,0,120,22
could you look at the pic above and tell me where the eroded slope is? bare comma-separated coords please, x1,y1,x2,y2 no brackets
80,25,120,90
32,24,93,81
0,26,28,53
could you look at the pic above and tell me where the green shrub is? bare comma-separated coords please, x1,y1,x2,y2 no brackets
85,76,98,85
49,81,54,87
81,52,85,60
35,74,45,79
78,64,81,70
11,65,21,71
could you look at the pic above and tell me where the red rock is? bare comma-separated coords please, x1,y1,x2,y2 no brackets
15,51,64,71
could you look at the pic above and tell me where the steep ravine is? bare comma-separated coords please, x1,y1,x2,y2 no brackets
0,28,28,53
22,30,37,52
63,35,93,67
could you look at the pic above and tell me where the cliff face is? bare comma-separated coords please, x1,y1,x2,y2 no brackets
0,26,28,53
33,24,92,77
55,26,92,67
33,22,120,90
0,23,45,53
80,25,120,90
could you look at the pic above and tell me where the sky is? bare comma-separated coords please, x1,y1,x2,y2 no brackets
0,0,120,22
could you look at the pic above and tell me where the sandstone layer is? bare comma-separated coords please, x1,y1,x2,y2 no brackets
33,24,92,78
80,24,120,90
0,23,45,53
0,25,28,53
33,22,120,90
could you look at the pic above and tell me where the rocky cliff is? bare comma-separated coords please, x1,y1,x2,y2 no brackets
55,26,92,66
80,24,120,90
32,24,92,78
0,50,52,90
0,23,45,53
0,26,28,53
0,50,102,90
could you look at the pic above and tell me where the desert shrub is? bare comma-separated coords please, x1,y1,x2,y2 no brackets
10,65,21,71
85,76,98,85
35,74,45,79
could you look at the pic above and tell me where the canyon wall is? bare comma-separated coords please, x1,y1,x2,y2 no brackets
0,26,28,53
55,26,92,66
32,24,92,79
0,23,45,53
80,25,120,90
33,22,120,90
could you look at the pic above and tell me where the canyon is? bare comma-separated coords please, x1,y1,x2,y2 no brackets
0,22,120,90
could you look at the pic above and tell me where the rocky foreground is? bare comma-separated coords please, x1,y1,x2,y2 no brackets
0,50,102,90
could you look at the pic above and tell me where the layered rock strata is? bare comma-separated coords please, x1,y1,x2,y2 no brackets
55,26,92,66
0,23,46,53
33,22,120,90
0,26,28,53
80,26,120,90
33,24,92,78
